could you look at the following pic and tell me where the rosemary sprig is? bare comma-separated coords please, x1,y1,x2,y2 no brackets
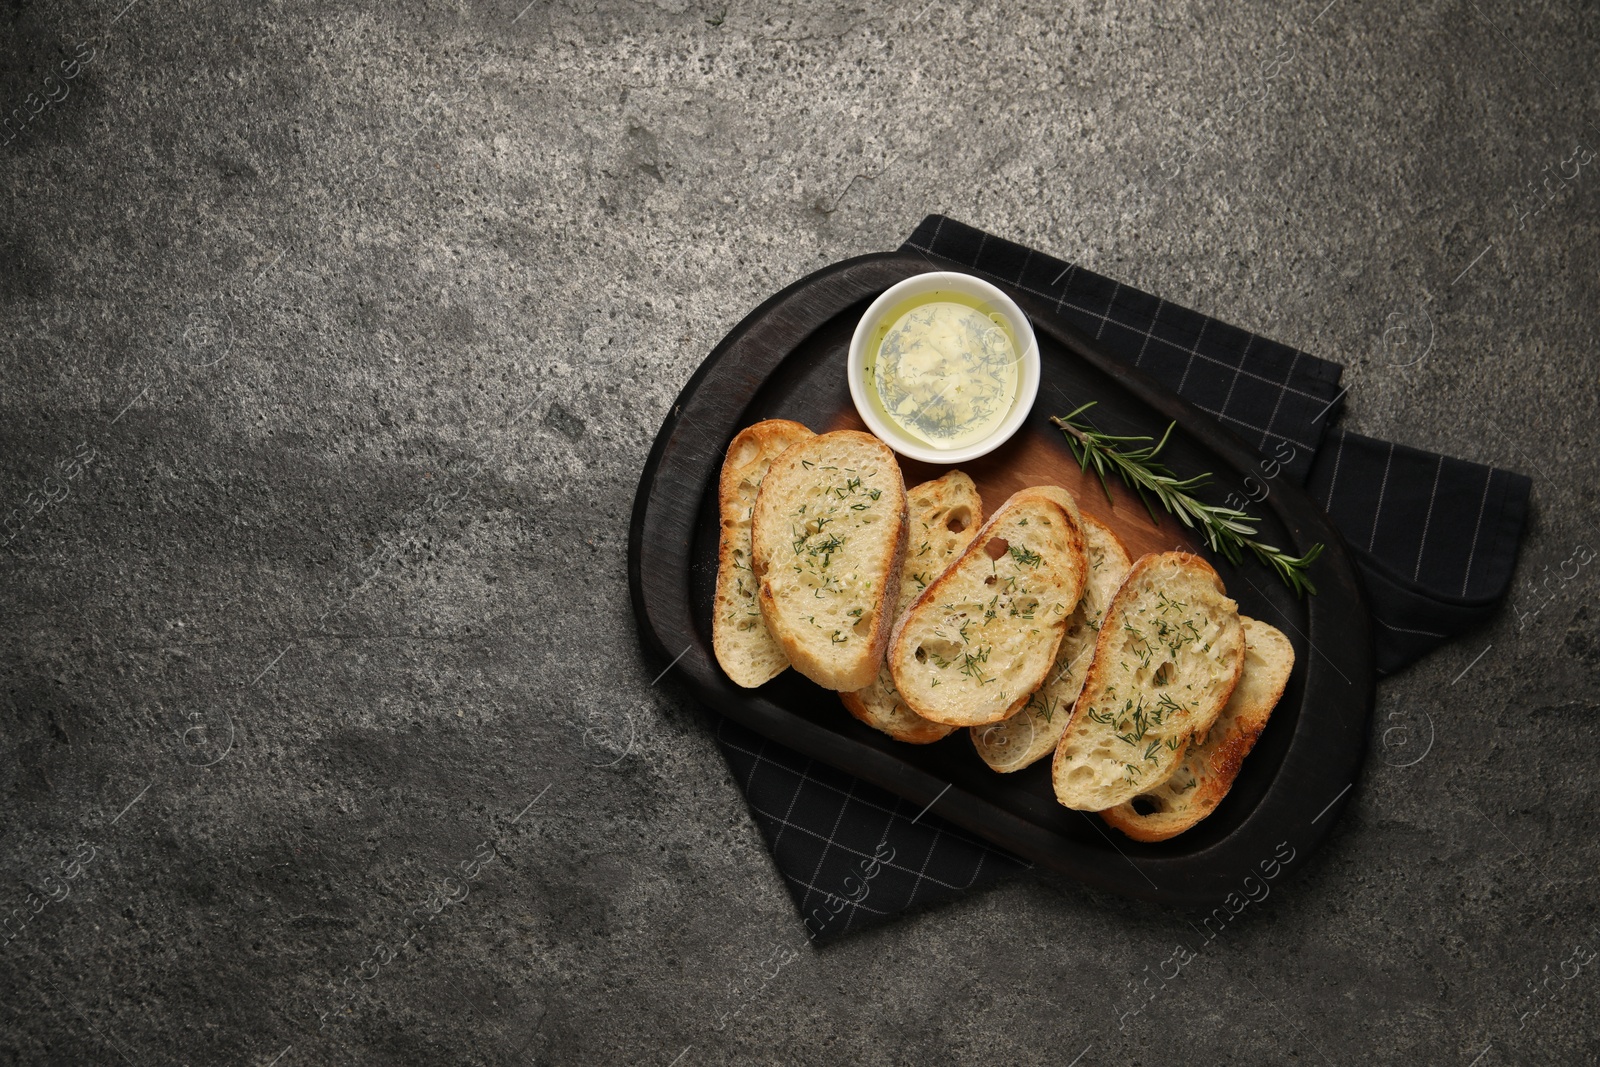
1051,402,1324,597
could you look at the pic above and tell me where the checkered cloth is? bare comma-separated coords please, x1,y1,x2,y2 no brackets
717,719,1030,941
716,215,1531,938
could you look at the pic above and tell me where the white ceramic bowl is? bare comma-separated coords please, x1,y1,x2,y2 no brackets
847,271,1040,464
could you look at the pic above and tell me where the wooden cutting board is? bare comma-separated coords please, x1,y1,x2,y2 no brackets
629,251,1372,908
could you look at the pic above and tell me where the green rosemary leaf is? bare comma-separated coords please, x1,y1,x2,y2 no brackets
1051,404,1323,597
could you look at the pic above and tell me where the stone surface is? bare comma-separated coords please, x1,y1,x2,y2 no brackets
2,0,1598,1064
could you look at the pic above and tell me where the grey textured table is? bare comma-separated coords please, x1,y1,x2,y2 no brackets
3,2,1597,1064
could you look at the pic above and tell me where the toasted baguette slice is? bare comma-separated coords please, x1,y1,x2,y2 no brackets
1101,617,1293,841
712,420,817,687
971,513,1132,771
842,471,984,743
887,487,1089,727
1051,552,1245,811
750,431,908,692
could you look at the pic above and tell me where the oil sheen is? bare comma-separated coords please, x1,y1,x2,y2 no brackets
864,291,1019,450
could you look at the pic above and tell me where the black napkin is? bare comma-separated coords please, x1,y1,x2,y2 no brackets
1304,431,1532,668
716,215,1531,939
716,717,1031,941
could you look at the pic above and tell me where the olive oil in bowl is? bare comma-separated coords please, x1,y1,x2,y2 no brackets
862,289,1023,452
849,270,1039,463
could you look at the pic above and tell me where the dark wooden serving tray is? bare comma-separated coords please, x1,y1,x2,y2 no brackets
628,252,1373,909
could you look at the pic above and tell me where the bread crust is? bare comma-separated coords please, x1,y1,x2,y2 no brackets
711,419,816,688
1051,551,1246,811
887,486,1089,727
1100,617,1293,841
750,430,908,693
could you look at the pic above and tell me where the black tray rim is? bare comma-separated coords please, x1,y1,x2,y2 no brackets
627,251,1374,910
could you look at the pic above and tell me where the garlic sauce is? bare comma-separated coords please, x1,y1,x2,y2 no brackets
862,291,1021,450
